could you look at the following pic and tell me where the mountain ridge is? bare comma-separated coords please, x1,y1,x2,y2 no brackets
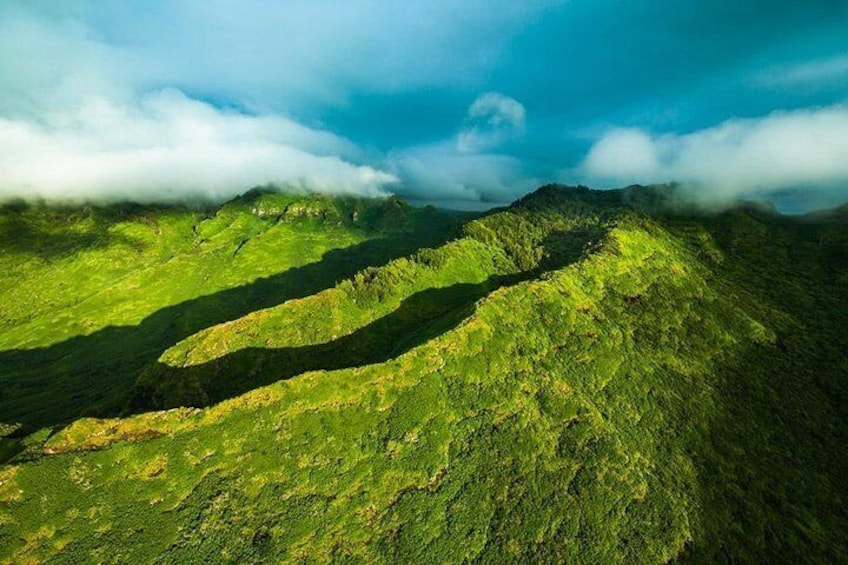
0,184,846,563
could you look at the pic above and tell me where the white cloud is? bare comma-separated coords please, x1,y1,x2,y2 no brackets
390,142,538,203
457,92,526,153
580,105,848,199
385,92,537,203
0,3,558,204
583,128,660,181
0,4,405,203
755,54,848,88
0,90,396,203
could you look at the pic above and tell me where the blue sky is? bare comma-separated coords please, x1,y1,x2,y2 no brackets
1,1,847,209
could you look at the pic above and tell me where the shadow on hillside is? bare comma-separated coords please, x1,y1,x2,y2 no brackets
128,226,605,411
675,310,848,562
667,215,848,562
684,340,848,565
540,227,606,270
0,228,458,433
0,209,146,258
130,273,533,411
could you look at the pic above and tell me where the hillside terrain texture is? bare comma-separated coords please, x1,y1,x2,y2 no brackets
0,185,847,563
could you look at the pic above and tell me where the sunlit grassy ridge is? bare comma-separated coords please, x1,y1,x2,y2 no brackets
0,191,448,351
0,191,464,429
132,197,608,409
0,185,846,563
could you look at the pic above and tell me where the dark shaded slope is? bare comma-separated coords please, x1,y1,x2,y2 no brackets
131,274,529,409
0,201,192,258
666,209,848,562
0,220,460,431
130,205,608,411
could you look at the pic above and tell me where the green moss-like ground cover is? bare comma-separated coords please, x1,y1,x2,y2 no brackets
0,185,846,563
0,191,465,429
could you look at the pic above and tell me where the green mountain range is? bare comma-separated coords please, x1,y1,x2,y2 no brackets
1,185,846,563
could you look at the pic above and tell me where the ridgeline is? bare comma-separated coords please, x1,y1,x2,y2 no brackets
1,185,846,563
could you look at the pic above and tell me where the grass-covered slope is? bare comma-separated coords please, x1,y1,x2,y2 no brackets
0,185,847,563
131,195,606,410
0,190,465,429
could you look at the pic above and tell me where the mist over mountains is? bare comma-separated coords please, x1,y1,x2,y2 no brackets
2,2,848,210
2,3,848,563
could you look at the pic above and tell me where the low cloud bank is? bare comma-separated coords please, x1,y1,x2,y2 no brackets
2,3,848,210
391,92,537,204
0,90,396,203
0,3,547,206
389,143,537,203
581,105,848,204
0,87,540,207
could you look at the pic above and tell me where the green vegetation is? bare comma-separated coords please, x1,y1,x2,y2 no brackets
0,185,846,563
0,190,465,429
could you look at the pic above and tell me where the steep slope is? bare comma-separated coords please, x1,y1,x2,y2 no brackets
0,186,847,563
131,195,607,409
0,190,464,430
